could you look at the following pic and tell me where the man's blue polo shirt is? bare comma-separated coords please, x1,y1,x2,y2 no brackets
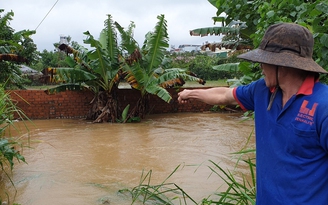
233,76,328,204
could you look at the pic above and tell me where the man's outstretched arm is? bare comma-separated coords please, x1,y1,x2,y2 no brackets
178,87,237,105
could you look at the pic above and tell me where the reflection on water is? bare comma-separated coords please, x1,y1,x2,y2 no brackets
0,113,254,205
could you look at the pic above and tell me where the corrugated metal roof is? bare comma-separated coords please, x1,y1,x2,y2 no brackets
20,65,42,75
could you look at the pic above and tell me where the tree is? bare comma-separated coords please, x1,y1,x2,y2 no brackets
190,0,328,83
0,9,37,89
38,49,70,69
47,14,123,123
116,14,205,120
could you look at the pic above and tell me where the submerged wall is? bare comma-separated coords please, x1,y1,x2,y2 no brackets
9,88,226,120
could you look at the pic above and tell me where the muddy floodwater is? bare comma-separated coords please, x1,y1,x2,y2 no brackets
1,112,254,205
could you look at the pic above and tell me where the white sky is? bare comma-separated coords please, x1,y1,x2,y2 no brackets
1,0,223,52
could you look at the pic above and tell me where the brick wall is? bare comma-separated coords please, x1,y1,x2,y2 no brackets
9,90,94,119
9,87,233,120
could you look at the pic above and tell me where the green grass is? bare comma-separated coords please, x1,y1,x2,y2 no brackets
183,80,229,87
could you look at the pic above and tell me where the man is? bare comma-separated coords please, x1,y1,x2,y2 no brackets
178,23,328,204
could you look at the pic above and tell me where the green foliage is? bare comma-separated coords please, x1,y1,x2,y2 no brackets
190,1,328,85
208,0,328,79
0,9,37,89
46,67,97,94
115,21,138,54
118,14,206,108
144,15,169,73
33,36,79,72
0,62,25,89
202,156,256,205
0,139,25,171
54,67,97,83
83,32,119,91
50,14,123,96
37,49,70,71
116,104,141,123
46,14,209,121
0,83,29,204
122,14,173,103
188,55,223,80
213,63,239,73
170,53,242,81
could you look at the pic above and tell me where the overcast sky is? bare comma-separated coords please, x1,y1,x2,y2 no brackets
2,0,223,52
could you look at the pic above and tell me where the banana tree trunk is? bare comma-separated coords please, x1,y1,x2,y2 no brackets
86,88,120,123
128,94,150,120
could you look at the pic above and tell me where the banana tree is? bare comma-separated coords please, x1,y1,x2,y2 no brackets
117,14,205,120
46,14,124,123
48,14,205,122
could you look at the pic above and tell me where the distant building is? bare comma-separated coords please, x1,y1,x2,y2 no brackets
20,65,43,82
170,44,201,53
59,35,68,45
20,65,42,75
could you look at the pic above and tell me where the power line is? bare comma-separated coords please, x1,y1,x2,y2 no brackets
35,0,59,31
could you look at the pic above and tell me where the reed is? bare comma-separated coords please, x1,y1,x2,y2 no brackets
119,164,197,205
0,81,30,205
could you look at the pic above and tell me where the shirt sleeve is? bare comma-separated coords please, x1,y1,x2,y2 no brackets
233,79,266,111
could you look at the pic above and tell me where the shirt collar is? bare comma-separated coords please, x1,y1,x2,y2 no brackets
296,75,317,95
269,75,317,95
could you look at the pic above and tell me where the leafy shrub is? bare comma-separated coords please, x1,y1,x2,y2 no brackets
169,53,243,81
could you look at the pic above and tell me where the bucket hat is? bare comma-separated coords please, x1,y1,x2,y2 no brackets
238,23,327,74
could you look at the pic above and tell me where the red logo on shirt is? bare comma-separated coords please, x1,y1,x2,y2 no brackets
299,100,318,116
295,100,318,125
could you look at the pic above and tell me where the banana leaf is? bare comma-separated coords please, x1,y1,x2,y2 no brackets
145,82,172,103
115,21,139,54
157,68,205,85
99,14,119,67
53,67,97,83
144,14,169,74
213,63,240,72
45,83,89,95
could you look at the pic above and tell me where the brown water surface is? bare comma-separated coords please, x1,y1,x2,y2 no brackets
0,113,254,205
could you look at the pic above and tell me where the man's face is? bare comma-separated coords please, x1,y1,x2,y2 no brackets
261,63,277,87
